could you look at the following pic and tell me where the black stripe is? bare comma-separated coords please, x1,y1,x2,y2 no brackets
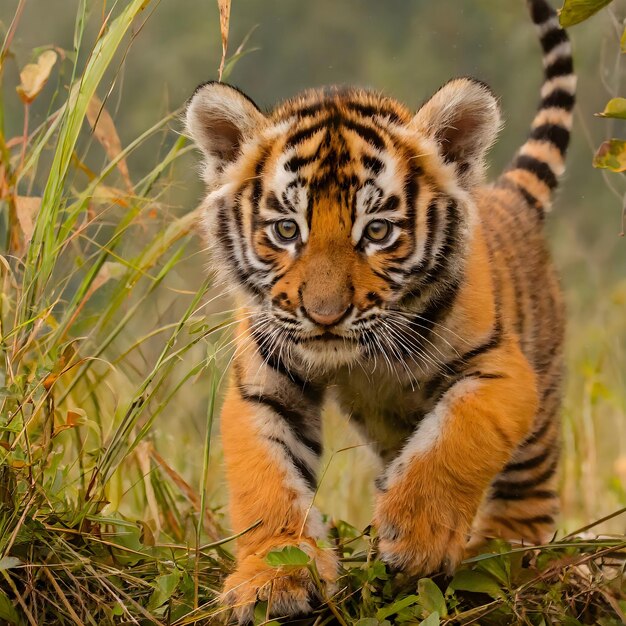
293,102,324,118
491,457,558,492
258,232,283,253
252,333,322,402
284,154,318,172
540,89,575,112
401,160,421,259
540,27,568,55
362,154,384,175
265,192,290,215
472,372,506,380
417,199,461,291
490,515,519,534
529,123,570,154
240,391,323,456
415,278,461,331
344,101,404,124
341,119,386,150
371,268,403,290
503,446,553,473
513,155,558,189
490,488,556,501
422,200,440,262
372,194,400,215
284,121,326,148
222,198,267,299
522,414,552,446
545,56,573,80
451,323,503,369
496,177,545,218
510,514,554,526
529,0,554,24
268,436,317,490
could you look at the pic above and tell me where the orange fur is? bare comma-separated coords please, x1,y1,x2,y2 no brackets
185,1,575,620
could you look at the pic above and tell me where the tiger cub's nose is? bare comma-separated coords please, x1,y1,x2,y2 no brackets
306,305,351,327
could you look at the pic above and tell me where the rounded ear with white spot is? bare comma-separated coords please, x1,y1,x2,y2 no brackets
411,78,501,187
185,81,265,184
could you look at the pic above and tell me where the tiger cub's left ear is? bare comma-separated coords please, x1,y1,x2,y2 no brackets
185,81,265,184
411,77,501,188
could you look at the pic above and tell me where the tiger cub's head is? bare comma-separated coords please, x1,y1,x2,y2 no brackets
186,80,500,371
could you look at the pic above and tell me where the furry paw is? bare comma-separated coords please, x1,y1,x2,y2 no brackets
222,544,338,624
374,487,468,576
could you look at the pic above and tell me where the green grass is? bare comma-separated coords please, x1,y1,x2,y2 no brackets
0,1,625,624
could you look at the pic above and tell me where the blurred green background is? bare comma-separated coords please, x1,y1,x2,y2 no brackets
1,0,624,533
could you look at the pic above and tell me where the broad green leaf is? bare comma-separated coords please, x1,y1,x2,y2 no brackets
355,620,381,626
558,0,613,27
477,555,509,586
447,569,506,600
376,594,420,620
593,139,626,172
420,612,440,626
418,578,447,618
596,98,626,119
265,546,310,567
147,569,181,610
0,589,20,624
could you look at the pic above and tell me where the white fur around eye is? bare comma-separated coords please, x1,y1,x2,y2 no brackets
351,183,402,250
351,219,401,255
283,182,308,215
266,217,309,253
356,183,382,215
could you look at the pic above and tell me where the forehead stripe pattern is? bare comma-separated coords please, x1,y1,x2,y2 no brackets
219,91,466,333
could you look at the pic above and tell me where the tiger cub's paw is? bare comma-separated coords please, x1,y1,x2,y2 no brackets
222,544,338,624
374,489,469,577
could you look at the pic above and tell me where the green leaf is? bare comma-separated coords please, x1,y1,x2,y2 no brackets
147,569,181,610
596,98,626,119
447,569,506,600
593,139,626,172
420,612,440,626
355,620,382,626
253,602,274,625
265,546,310,567
366,559,389,582
621,26,626,52
0,589,20,625
376,594,420,620
418,578,447,618
558,0,613,27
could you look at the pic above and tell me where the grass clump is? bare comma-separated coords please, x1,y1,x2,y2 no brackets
0,1,624,624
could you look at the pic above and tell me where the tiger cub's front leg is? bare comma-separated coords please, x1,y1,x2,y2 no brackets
220,326,337,624
374,340,538,575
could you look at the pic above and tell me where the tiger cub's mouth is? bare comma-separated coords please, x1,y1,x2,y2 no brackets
302,331,354,342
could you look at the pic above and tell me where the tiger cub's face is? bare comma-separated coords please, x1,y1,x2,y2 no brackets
186,80,500,371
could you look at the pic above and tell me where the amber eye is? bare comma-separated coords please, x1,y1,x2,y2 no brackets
365,219,391,243
274,219,299,242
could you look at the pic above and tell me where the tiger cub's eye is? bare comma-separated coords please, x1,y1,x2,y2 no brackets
274,219,299,242
365,219,391,242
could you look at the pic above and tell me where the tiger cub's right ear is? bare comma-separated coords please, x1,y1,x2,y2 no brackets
185,82,265,182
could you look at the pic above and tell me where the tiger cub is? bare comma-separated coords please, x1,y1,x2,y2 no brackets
185,0,575,620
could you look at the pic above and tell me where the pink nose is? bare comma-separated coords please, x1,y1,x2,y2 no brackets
307,306,349,327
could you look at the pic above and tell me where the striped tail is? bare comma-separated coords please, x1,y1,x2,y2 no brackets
499,0,576,214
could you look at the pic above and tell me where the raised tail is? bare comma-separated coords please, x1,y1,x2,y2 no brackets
498,0,576,214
